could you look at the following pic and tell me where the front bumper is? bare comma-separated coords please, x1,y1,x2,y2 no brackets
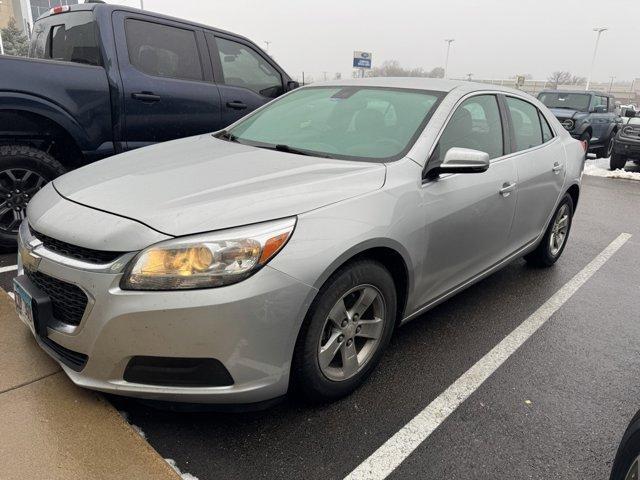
614,137,640,157
16,221,316,404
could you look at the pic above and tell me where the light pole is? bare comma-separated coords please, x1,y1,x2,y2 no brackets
443,39,455,79
586,27,607,91
264,40,271,55
0,29,4,56
140,0,144,9
608,76,615,93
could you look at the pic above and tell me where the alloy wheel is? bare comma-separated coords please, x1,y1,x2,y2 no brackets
549,204,570,257
0,168,47,234
318,284,386,381
625,456,639,480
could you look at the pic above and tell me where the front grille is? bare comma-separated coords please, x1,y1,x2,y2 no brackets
25,269,88,326
559,118,575,131
622,125,640,139
31,227,124,264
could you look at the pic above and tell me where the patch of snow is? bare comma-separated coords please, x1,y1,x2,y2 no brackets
130,424,146,439
165,458,200,480
584,160,640,181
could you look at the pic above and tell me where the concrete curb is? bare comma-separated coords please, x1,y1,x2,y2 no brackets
0,290,180,480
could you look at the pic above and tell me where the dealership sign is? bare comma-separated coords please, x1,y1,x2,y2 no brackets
353,51,372,69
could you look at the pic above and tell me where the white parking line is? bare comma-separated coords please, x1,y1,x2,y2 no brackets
0,265,17,274
345,233,632,480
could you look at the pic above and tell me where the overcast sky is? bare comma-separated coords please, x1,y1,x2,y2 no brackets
102,0,638,83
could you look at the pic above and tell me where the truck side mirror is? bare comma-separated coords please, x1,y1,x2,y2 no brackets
287,81,300,91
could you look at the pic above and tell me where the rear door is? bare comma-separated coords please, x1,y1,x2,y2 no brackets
590,95,611,144
113,12,222,149
504,96,565,250
206,33,285,127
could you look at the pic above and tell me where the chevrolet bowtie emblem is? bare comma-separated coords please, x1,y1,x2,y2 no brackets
19,242,41,272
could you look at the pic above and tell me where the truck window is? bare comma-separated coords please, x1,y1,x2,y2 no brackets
215,37,283,98
125,19,203,81
29,12,101,66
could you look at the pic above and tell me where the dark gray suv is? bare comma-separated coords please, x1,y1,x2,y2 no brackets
538,90,622,158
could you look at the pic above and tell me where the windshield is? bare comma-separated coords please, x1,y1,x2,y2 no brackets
225,87,443,161
538,92,591,112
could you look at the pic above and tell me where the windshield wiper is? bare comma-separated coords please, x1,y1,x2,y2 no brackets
217,130,238,142
273,144,333,158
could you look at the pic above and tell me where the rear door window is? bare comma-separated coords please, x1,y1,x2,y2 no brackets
215,37,283,98
539,111,554,143
506,97,543,152
125,19,203,81
29,12,101,66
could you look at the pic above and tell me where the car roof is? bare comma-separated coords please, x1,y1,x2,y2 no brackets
36,2,251,43
539,89,612,97
303,77,529,96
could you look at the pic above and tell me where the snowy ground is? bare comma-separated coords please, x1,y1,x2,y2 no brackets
584,155,640,181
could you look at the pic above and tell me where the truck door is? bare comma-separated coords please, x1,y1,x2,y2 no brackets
590,95,611,145
205,33,285,127
112,12,222,150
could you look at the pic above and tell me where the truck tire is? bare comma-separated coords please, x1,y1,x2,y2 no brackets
0,145,66,250
610,151,627,170
595,134,615,159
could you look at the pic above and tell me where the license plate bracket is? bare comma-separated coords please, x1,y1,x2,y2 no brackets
13,275,53,337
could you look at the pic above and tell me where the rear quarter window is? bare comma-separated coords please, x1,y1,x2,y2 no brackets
29,12,101,66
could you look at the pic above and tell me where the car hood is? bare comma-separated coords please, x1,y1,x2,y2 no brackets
54,135,386,237
549,108,584,119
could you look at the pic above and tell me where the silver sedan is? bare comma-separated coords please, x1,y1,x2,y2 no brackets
15,78,585,404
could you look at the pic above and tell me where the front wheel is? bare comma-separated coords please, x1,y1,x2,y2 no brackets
0,145,66,249
291,260,396,402
524,194,574,268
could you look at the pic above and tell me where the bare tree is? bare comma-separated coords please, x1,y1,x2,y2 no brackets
547,71,587,89
370,60,444,78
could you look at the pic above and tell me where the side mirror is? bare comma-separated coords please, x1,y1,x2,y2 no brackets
430,148,490,176
287,80,300,91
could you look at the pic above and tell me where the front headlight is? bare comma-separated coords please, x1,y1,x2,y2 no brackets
121,217,296,290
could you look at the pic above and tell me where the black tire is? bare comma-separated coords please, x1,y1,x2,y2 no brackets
579,131,592,155
595,133,615,159
291,260,397,402
609,410,640,480
610,150,628,170
0,145,66,249
524,193,574,268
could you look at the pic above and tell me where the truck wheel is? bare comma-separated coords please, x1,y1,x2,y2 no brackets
595,135,615,159
579,132,591,153
610,151,627,170
0,145,66,249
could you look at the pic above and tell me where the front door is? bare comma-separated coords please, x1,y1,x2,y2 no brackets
206,34,285,127
113,12,222,150
417,94,517,306
504,96,565,250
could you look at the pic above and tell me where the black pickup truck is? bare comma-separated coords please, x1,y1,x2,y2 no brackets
0,2,296,247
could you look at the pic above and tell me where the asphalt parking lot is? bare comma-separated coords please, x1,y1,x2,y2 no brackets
1,174,639,480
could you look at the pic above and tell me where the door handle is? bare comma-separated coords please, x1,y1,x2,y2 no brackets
132,92,161,103
552,162,563,174
226,101,248,110
499,182,517,197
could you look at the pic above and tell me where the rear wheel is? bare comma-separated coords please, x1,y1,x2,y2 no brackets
595,134,615,159
524,194,574,268
610,151,628,170
0,145,66,249
291,260,396,402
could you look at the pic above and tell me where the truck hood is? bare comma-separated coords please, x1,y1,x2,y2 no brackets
54,135,386,237
549,108,584,119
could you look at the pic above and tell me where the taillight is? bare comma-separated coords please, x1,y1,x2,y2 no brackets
49,5,71,15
